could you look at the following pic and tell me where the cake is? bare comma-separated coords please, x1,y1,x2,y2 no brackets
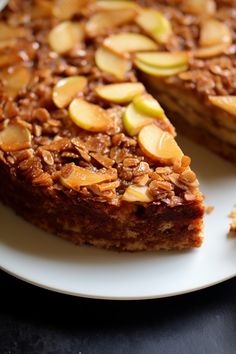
0,0,208,251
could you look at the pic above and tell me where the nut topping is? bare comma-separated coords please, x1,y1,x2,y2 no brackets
122,185,153,203
53,0,88,20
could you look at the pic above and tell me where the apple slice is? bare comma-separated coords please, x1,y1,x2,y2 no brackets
138,124,183,164
133,94,164,118
135,51,189,68
85,8,137,37
0,124,31,152
61,164,115,190
48,21,84,54
53,0,88,20
53,76,87,108
104,33,158,57
199,19,231,47
136,9,172,44
69,98,112,132
182,0,216,15
135,59,188,77
2,66,31,99
94,1,140,11
95,46,131,80
209,96,236,116
123,103,154,136
122,185,153,202
193,43,229,59
95,82,145,104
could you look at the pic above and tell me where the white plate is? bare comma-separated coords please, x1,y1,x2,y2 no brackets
0,136,236,300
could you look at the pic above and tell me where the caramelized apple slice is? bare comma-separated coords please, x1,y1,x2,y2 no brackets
104,33,158,56
193,43,229,59
138,124,183,164
53,0,88,20
123,103,154,136
95,1,139,11
48,21,84,54
136,9,172,44
135,59,188,77
61,164,115,190
135,51,189,68
133,94,164,118
209,96,236,116
95,83,145,104
122,185,153,202
86,8,137,37
69,98,112,132
0,124,31,152
53,76,87,108
3,66,31,98
0,22,27,41
182,0,216,15
200,19,231,47
95,46,131,80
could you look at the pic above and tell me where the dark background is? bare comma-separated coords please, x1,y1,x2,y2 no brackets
1,271,236,354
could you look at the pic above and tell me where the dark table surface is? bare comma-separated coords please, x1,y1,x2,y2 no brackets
1,271,236,354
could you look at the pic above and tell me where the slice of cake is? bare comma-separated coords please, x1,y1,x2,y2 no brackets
0,0,204,251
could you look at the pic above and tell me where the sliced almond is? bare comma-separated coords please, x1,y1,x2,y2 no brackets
95,82,145,104
53,76,87,108
135,51,189,68
48,21,84,54
0,124,31,152
86,8,137,37
209,96,236,116
122,185,153,202
104,32,158,57
0,22,27,41
138,124,183,164
136,9,172,44
123,103,155,136
2,66,31,98
53,0,88,20
69,98,112,132
182,0,216,15
95,46,131,80
200,19,231,47
135,59,188,77
61,163,116,190
193,43,229,59
95,1,140,11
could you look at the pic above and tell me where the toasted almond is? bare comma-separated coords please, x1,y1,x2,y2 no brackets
95,46,131,80
53,76,87,108
135,59,188,77
104,32,158,57
95,82,145,104
122,185,153,202
135,51,189,68
209,96,236,116
138,124,183,164
69,98,112,132
86,8,137,37
136,9,172,44
61,163,116,189
0,124,32,152
53,0,88,20
48,21,84,54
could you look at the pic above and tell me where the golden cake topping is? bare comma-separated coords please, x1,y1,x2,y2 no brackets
48,21,85,54
122,185,153,203
53,76,88,108
53,0,88,20
209,96,236,116
95,46,131,80
138,124,183,164
61,163,117,189
0,124,32,152
136,9,172,44
69,98,113,132
103,33,158,57
95,83,145,104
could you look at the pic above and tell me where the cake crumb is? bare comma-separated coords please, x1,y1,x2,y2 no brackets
205,205,214,215
229,208,236,235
